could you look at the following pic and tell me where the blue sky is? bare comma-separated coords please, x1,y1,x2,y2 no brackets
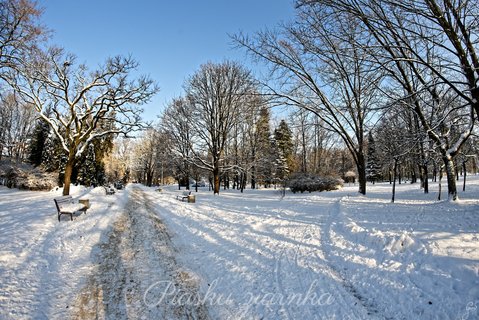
40,1,296,121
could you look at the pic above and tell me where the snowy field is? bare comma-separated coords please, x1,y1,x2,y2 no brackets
0,177,478,319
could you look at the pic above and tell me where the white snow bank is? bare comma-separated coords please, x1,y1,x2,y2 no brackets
0,185,126,319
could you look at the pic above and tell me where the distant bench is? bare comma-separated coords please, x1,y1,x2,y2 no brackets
54,195,89,221
104,186,115,195
176,191,191,202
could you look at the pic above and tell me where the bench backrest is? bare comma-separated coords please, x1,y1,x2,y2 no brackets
54,195,73,211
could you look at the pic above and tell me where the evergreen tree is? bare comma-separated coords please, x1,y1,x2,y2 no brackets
76,134,114,187
42,132,64,173
274,120,294,174
252,107,272,188
28,117,50,166
366,133,382,184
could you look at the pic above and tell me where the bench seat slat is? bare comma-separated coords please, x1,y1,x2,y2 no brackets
54,195,88,221
59,203,87,214
176,191,191,201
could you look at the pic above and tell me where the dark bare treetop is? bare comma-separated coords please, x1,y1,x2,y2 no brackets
185,61,256,194
0,0,45,78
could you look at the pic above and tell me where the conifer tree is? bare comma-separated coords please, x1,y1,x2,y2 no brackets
76,133,113,186
366,133,382,184
252,107,272,188
28,117,50,166
41,132,63,173
274,120,294,175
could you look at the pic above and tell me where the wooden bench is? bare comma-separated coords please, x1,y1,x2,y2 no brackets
176,190,191,201
54,195,88,221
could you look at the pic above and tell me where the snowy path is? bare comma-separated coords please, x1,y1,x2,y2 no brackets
70,186,210,319
0,186,124,319
141,184,479,320
142,187,381,319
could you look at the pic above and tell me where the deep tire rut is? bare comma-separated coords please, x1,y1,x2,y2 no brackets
70,187,210,320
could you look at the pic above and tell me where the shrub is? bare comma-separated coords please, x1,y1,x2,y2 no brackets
286,174,343,193
344,170,356,183
0,161,57,191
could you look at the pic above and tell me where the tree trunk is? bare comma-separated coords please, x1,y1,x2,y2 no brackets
240,171,246,193
438,166,443,201
146,169,154,187
443,155,458,200
392,158,398,203
356,153,367,195
63,155,76,196
398,163,402,184
423,163,429,194
251,165,256,189
213,164,220,194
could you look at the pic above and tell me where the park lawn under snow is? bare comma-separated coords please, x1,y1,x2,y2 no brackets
0,177,478,319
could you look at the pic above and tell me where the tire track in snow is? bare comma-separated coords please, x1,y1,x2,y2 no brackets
319,198,385,320
265,199,379,320
71,186,210,319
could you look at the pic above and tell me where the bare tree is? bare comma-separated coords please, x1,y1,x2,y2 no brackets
235,95,269,191
234,7,384,195
309,0,478,200
0,91,36,160
0,0,44,159
11,48,158,195
161,97,193,189
104,137,132,183
0,0,45,77
131,128,168,187
185,61,255,194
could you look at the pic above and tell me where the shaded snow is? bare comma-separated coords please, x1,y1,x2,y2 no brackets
0,176,478,319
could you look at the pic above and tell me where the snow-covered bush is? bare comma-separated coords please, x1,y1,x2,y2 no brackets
286,173,343,193
344,170,356,183
0,161,57,191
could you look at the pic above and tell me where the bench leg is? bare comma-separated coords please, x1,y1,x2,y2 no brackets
57,212,74,222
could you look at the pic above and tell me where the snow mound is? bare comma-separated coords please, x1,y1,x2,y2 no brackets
0,160,57,191
385,232,424,256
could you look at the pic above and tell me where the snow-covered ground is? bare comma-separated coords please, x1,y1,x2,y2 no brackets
0,177,478,319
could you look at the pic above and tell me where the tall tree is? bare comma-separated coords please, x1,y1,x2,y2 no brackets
161,97,193,189
252,107,273,188
104,137,133,183
274,119,294,176
0,0,45,77
305,0,478,200
366,133,382,184
0,91,36,160
185,61,255,194
11,48,158,195
234,4,384,195
28,115,50,166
